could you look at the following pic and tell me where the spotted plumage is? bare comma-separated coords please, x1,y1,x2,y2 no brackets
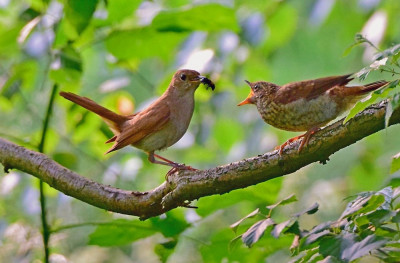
238,74,388,153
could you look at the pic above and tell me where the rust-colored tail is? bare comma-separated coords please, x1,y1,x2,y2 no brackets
342,80,388,97
59,92,129,131
360,80,389,94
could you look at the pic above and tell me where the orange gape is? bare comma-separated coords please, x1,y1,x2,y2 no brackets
60,69,215,175
238,74,388,154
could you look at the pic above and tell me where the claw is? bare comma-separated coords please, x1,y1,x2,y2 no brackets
165,164,198,179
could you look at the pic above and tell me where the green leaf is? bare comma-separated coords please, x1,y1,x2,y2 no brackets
65,0,98,34
391,152,400,174
151,4,239,32
105,28,186,60
304,230,332,246
343,33,369,57
293,202,319,217
271,218,298,238
341,235,388,261
374,43,400,61
266,193,297,211
52,152,78,170
319,234,349,260
341,194,385,219
88,219,158,246
241,218,274,247
318,256,343,263
344,79,399,124
230,208,260,233
50,46,82,84
154,239,177,263
107,0,141,23
229,234,243,252
149,211,190,237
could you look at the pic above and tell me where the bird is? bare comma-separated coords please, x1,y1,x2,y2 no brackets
237,74,388,154
60,69,215,175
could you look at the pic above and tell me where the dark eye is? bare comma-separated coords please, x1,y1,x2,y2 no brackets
254,84,259,90
180,74,187,81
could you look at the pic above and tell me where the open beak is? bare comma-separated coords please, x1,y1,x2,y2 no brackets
199,76,215,91
238,80,255,106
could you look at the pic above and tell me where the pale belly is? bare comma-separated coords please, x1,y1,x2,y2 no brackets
132,100,194,152
133,122,184,152
259,96,341,132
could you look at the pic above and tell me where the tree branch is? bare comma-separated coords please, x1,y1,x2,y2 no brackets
0,101,399,220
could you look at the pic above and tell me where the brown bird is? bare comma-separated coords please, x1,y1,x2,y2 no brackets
238,74,388,154
60,69,215,174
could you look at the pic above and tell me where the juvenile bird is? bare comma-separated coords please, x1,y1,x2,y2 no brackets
60,69,215,174
238,74,388,154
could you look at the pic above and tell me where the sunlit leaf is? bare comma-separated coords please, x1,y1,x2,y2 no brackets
266,193,297,211
230,208,260,233
271,218,298,238
340,194,385,219
304,230,331,246
152,4,240,32
241,218,274,247
341,235,388,261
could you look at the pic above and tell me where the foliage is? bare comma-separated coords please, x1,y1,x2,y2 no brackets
344,35,400,124
231,186,400,262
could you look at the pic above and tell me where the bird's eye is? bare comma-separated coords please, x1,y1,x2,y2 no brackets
180,74,187,81
254,84,259,90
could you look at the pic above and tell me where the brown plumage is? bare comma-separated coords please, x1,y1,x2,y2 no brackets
60,69,215,174
238,74,388,154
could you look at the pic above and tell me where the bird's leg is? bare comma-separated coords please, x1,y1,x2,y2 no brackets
147,152,197,176
298,127,320,152
275,136,301,155
275,127,320,155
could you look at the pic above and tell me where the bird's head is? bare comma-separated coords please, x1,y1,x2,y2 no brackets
171,69,215,93
237,80,278,106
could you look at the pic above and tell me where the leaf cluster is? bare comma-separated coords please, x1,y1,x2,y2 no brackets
231,186,400,262
344,35,400,124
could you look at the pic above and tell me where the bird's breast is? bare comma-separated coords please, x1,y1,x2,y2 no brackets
258,94,340,131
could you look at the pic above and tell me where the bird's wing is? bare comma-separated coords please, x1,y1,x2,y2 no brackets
275,74,353,104
106,104,170,153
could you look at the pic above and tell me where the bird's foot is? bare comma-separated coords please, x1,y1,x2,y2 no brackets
275,136,301,155
275,128,320,155
166,163,198,177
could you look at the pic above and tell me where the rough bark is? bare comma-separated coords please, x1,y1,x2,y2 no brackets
0,101,399,219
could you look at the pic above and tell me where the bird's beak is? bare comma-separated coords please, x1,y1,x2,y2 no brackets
199,76,215,91
238,80,255,106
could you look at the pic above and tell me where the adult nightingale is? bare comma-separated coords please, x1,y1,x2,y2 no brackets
238,74,388,154
60,69,215,174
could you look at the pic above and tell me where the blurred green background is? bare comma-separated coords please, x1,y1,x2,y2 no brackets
0,0,399,262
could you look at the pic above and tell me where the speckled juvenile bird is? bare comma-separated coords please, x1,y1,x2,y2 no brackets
60,69,215,175
238,74,388,154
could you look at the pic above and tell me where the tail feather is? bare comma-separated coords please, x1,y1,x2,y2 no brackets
60,91,129,130
360,80,389,93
